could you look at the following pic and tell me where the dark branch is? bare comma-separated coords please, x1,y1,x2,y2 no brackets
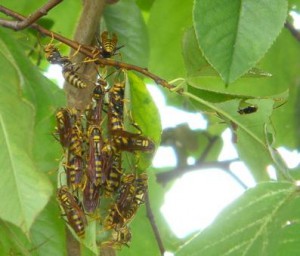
285,21,300,42
156,159,248,189
66,227,80,256
0,5,180,92
0,0,63,31
145,191,165,256
196,135,219,164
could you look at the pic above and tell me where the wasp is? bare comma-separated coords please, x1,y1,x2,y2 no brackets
83,178,101,213
55,107,84,156
44,44,71,66
103,205,124,230
65,152,85,191
57,186,87,238
103,173,148,229
86,84,106,126
62,66,89,89
44,44,89,89
112,132,155,152
69,123,84,157
108,82,125,132
55,107,78,148
96,31,123,58
103,152,123,197
117,173,148,219
238,105,258,115
86,125,103,185
103,226,131,249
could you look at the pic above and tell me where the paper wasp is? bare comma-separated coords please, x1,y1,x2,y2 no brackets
112,132,155,152
86,125,103,185
116,173,148,218
86,84,106,126
103,226,131,249
65,152,84,191
103,173,148,230
107,82,155,152
96,31,123,58
83,178,101,213
103,152,123,197
69,122,84,157
108,82,125,132
57,186,87,238
44,43,89,89
55,107,79,148
44,43,70,66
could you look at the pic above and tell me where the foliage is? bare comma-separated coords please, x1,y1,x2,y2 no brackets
0,0,300,255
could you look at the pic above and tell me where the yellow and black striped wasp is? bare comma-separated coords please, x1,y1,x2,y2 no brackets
86,125,103,186
54,107,78,148
103,226,131,249
103,151,123,198
64,152,85,191
86,83,107,126
97,31,123,58
103,173,148,230
112,132,155,153
68,118,84,158
83,178,101,213
57,186,87,238
108,82,125,132
44,43,89,89
107,82,155,152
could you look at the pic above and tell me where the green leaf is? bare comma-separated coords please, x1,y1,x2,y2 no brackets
30,198,67,256
184,92,276,181
217,99,276,182
104,0,149,67
0,28,65,178
177,182,300,256
148,0,193,80
182,27,272,79
136,0,155,11
0,220,32,255
127,72,162,170
182,27,213,77
117,207,160,256
193,0,288,84
0,33,52,235
262,30,300,148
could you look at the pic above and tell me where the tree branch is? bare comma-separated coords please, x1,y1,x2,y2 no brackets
66,227,80,256
0,5,179,93
64,0,105,110
145,191,165,256
0,0,63,30
156,159,248,190
196,135,219,164
285,21,300,42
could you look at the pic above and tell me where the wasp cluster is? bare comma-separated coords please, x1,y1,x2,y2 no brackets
46,32,155,249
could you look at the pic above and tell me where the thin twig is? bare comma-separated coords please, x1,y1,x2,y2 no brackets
0,0,63,30
284,21,300,42
145,191,165,256
0,5,179,92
